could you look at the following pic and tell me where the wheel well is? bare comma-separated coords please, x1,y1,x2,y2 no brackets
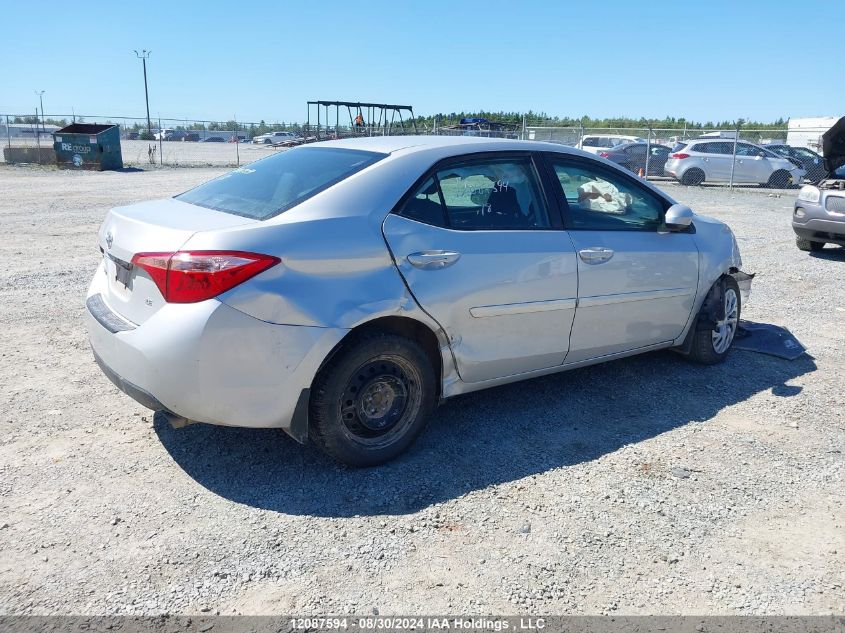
316,316,443,394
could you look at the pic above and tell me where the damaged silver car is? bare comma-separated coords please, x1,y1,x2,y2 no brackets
86,136,750,466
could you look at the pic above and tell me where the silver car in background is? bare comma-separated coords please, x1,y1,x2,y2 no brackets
86,137,748,466
665,139,805,187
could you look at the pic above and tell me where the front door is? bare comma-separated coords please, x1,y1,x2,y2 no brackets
542,154,699,363
382,153,579,383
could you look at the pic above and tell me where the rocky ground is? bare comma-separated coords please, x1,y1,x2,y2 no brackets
0,165,842,615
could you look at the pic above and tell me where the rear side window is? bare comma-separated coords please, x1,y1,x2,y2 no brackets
177,147,386,220
437,158,550,230
397,177,447,226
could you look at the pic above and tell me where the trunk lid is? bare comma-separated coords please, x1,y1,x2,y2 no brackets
97,198,256,325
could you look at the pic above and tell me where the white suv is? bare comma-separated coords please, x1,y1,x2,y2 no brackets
664,139,805,188
577,134,646,154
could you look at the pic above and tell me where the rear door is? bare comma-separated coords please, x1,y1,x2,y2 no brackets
382,153,579,383
542,153,699,363
696,142,733,181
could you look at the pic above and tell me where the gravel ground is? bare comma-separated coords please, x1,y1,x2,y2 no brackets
0,165,843,616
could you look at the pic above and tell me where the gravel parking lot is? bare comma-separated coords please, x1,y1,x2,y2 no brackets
0,165,843,616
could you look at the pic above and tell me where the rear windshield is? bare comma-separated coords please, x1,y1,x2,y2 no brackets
177,147,386,220
671,142,687,152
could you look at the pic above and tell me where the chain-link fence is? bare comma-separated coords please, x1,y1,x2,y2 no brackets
1,112,836,188
0,113,304,167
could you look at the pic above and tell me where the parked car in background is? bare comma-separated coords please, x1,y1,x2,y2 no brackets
792,117,845,251
576,134,646,154
128,132,140,140
182,133,200,142
764,144,826,183
86,136,748,466
599,142,671,176
253,131,300,145
199,136,226,143
664,139,805,187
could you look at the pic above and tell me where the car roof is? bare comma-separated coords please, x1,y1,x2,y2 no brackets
303,135,586,156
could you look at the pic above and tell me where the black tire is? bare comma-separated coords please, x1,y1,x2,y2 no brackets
796,236,825,252
687,276,741,365
680,168,705,186
309,332,436,467
767,170,792,189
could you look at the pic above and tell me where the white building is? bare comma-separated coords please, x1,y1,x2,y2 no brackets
0,122,61,139
787,117,841,154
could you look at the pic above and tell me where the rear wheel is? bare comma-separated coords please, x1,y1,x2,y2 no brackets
767,170,792,189
687,277,741,365
309,332,436,467
796,236,825,252
681,168,705,186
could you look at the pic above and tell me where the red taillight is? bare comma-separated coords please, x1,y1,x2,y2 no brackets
131,251,280,303
599,151,610,158
671,153,690,159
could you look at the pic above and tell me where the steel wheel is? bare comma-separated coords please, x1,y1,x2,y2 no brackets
337,355,423,449
711,287,738,354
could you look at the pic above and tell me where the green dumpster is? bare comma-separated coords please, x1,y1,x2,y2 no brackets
53,123,123,170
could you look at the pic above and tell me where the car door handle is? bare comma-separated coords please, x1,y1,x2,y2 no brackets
578,247,614,264
407,251,461,270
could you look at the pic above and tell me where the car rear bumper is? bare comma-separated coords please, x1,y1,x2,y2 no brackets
85,275,347,432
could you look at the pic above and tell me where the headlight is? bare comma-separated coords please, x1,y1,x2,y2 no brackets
797,186,821,203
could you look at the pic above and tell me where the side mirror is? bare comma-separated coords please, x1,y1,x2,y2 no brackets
665,203,694,230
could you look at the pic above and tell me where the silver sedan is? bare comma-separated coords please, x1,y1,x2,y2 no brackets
86,136,748,466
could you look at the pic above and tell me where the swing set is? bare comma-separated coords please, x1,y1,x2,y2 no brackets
305,100,417,140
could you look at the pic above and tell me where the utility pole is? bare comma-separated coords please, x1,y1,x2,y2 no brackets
133,50,152,136
34,90,46,134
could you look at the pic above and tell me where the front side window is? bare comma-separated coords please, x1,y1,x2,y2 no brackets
177,147,385,220
435,158,550,230
582,137,598,147
547,158,664,231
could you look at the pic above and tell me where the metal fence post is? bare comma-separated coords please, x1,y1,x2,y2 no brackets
644,127,652,179
729,124,740,190
35,109,42,166
234,117,240,167
578,123,584,148
158,117,163,166
5,115,11,161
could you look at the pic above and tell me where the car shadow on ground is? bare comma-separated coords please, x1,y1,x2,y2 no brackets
154,348,815,517
809,246,845,261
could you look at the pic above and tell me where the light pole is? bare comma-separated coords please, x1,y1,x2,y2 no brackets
133,50,152,136
34,90,45,134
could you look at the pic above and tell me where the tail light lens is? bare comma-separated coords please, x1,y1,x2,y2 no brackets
131,251,280,303
671,153,690,160
599,152,610,158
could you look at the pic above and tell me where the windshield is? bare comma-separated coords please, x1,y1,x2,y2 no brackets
177,147,386,220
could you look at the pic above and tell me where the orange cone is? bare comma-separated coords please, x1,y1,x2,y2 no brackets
638,167,645,177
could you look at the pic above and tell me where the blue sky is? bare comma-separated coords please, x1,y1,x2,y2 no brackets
1,0,840,124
